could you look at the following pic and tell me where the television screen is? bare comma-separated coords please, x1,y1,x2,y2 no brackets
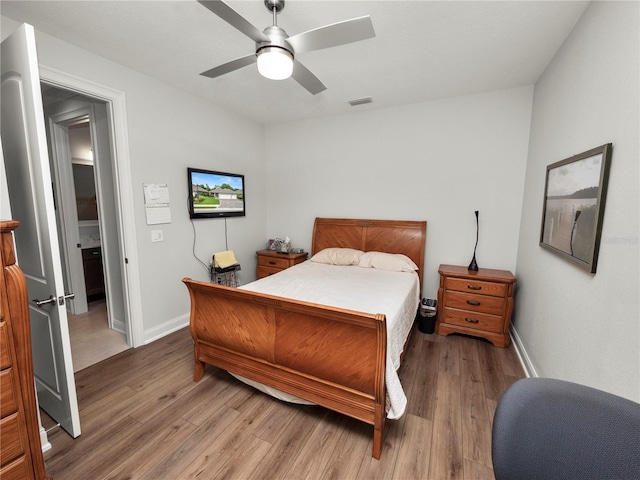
188,167,245,218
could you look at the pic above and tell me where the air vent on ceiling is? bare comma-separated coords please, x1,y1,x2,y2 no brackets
348,97,373,107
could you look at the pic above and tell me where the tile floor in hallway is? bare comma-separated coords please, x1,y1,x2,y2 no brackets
67,300,129,372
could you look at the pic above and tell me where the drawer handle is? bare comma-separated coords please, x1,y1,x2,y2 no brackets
465,317,479,324
466,300,481,306
467,285,482,290
268,261,276,265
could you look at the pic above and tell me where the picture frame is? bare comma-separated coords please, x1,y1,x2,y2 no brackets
539,143,612,273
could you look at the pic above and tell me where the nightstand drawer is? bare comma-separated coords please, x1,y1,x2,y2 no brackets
256,266,281,278
442,307,503,333
445,277,507,297
445,291,504,316
258,255,290,270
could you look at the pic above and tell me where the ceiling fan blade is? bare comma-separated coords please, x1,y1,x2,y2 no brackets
286,16,375,55
198,0,269,43
292,61,326,95
200,54,256,79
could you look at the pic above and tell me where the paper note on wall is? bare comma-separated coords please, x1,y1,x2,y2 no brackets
143,183,171,225
143,183,170,204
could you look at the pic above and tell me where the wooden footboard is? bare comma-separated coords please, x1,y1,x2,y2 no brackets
183,277,388,459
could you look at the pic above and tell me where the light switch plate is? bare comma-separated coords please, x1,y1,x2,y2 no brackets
151,230,163,242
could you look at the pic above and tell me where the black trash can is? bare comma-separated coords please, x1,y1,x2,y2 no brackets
417,298,437,334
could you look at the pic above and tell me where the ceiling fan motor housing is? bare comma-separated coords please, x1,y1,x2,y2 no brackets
256,25,294,58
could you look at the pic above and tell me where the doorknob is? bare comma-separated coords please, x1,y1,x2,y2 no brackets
33,295,56,308
33,292,75,308
61,292,75,304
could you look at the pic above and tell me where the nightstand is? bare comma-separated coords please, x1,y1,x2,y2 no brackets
256,250,308,279
436,264,516,347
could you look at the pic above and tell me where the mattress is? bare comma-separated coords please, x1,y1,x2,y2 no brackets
237,260,420,419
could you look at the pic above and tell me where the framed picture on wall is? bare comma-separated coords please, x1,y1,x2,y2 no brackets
539,143,612,273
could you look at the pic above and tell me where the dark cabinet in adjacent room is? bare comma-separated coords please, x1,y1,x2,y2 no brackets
82,247,105,300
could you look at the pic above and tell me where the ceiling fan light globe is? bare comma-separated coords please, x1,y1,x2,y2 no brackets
257,47,293,80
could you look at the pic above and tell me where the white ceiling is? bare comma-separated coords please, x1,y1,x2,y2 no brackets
1,0,590,125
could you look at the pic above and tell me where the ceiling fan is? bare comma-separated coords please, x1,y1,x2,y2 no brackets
198,0,376,94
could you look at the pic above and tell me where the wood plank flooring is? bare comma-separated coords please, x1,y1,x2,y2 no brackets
42,325,525,479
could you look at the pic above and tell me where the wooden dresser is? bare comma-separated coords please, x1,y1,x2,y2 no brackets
436,264,516,348
0,221,50,480
256,250,308,279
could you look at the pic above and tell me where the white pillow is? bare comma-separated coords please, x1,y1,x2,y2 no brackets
357,251,419,272
310,248,363,266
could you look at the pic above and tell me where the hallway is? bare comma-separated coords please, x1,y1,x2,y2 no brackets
68,300,129,372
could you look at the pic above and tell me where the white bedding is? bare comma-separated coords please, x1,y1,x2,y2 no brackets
237,260,420,419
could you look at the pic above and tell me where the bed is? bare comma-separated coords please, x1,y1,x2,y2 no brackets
183,218,427,458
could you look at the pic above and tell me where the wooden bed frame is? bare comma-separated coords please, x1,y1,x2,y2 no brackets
183,218,426,459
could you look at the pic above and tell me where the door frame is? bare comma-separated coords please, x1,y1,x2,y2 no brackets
49,110,91,316
39,65,144,347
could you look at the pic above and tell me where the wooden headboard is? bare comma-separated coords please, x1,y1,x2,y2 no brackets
311,218,427,289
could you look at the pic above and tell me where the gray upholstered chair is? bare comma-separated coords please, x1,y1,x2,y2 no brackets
492,377,640,480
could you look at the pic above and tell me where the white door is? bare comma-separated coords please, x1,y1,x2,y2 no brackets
1,24,81,437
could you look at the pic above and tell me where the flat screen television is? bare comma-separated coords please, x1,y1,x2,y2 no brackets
187,167,245,219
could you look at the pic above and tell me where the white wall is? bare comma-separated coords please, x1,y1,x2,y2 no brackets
264,86,533,297
1,17,267,342
514,1,639,401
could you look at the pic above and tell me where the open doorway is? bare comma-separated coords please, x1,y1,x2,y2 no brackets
42,84,130,370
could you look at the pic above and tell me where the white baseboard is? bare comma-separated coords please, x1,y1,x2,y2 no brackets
143,313,190,344
40,425,51,452
39,422,52,453
111,317,126,335
510,325,538,378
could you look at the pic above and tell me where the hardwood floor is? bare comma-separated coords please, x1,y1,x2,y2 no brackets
42,325,525,479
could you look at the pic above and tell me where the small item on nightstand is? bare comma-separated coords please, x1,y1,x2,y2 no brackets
468,210,479,271
279,236,291,253
267,237,291,253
